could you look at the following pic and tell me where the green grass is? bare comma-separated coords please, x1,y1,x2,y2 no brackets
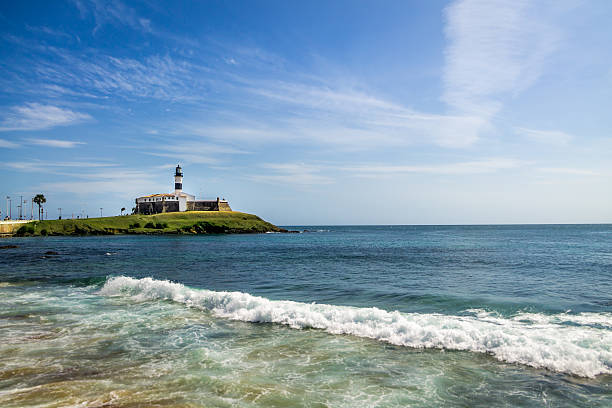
15,211,284,236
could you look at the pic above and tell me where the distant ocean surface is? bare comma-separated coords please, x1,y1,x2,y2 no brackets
1,225,611,407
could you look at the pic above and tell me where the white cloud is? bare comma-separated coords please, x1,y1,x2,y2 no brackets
4,160,114,172
25,25,72,39
145,141,250,164
443,0,560,117
38,53,204,101
6,160,166,197
0,138,19,148
25,138,86,148
0,103,91,131
2,3,564,151
343,158,522,176
186,82,490,149
72,0,152,34
248,158,522,186
515,127,573,145
249,163,334,185
4,22,495,149
37,167,167,196
538,167,599,176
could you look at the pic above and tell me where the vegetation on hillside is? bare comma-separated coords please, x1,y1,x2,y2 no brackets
15,211,284,236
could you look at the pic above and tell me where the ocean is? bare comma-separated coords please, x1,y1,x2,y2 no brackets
0,225,610,407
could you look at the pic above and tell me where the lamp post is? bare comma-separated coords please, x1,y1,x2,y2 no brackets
100,208,103,218
58,208,62,220
5,196,8,220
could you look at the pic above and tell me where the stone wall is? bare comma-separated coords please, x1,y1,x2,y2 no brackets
218,201,232,211
187,200,232,212
187,201,216,211
136,199,232,214
0,220,34,236
135,200,179,215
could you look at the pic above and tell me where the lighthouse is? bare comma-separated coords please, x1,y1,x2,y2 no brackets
135,165,231,214
174,164,183,195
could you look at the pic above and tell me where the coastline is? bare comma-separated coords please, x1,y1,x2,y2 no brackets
9,211,285,236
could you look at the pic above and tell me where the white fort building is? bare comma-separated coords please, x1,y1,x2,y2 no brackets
134,165,231,214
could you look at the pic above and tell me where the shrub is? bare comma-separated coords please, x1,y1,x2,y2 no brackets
129,222,141,229
40,229,48,236
144,222,155,229
155,222,168,229
17,225,36,235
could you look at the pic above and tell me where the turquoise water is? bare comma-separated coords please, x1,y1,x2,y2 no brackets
1,225,611,407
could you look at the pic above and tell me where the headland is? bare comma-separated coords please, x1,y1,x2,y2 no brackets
12,211,284,236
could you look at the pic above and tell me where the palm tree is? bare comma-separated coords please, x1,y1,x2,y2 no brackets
33,194,46,221
121,207,126,216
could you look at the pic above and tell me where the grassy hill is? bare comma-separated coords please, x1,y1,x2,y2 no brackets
14,211,284,236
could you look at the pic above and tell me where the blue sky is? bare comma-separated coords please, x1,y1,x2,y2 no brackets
1,0,611,224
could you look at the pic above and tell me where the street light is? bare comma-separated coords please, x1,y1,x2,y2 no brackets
58,208,62,220
100,208,103,217
6,196,11,220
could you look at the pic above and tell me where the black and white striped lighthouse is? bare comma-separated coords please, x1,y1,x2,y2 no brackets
174,164,183,195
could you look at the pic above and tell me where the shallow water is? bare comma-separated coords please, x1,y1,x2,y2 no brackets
1,225,611,407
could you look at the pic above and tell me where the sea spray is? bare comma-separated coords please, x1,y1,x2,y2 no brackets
99,276,612,378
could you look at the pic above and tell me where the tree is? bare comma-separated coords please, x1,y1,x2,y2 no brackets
33,194,46,221
121,207,126,216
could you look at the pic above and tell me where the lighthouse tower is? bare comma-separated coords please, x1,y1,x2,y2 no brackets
174,164,183,195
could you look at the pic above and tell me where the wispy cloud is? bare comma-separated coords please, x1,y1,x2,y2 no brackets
25,138,86,148
248,158,523,186
70,0,198,47
33,52,206,102
184,83,489,148
538,167,600,176
71,0,152,34
2,161,159,198
145,141,250,164
25,25,73,40
344,158,523,176
443,0,560,117
34,166,167,196
3,29,491,149
1,2,564,152
515,127,573,145
249,163,334,185
0,138,20,148
0,103,91,131
4,160,115,172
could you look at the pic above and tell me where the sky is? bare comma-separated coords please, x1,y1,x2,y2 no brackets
0,0,611,225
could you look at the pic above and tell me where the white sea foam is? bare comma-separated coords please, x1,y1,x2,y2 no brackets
99,276,612,378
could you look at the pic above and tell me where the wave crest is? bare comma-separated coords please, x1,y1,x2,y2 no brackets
99,276,612,378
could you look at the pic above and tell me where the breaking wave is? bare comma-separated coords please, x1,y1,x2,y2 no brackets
99,276,612,378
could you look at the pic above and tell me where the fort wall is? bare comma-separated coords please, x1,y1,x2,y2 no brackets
187,200,232,212
136,200,231,214
0,220,34,237
135,201,179,215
